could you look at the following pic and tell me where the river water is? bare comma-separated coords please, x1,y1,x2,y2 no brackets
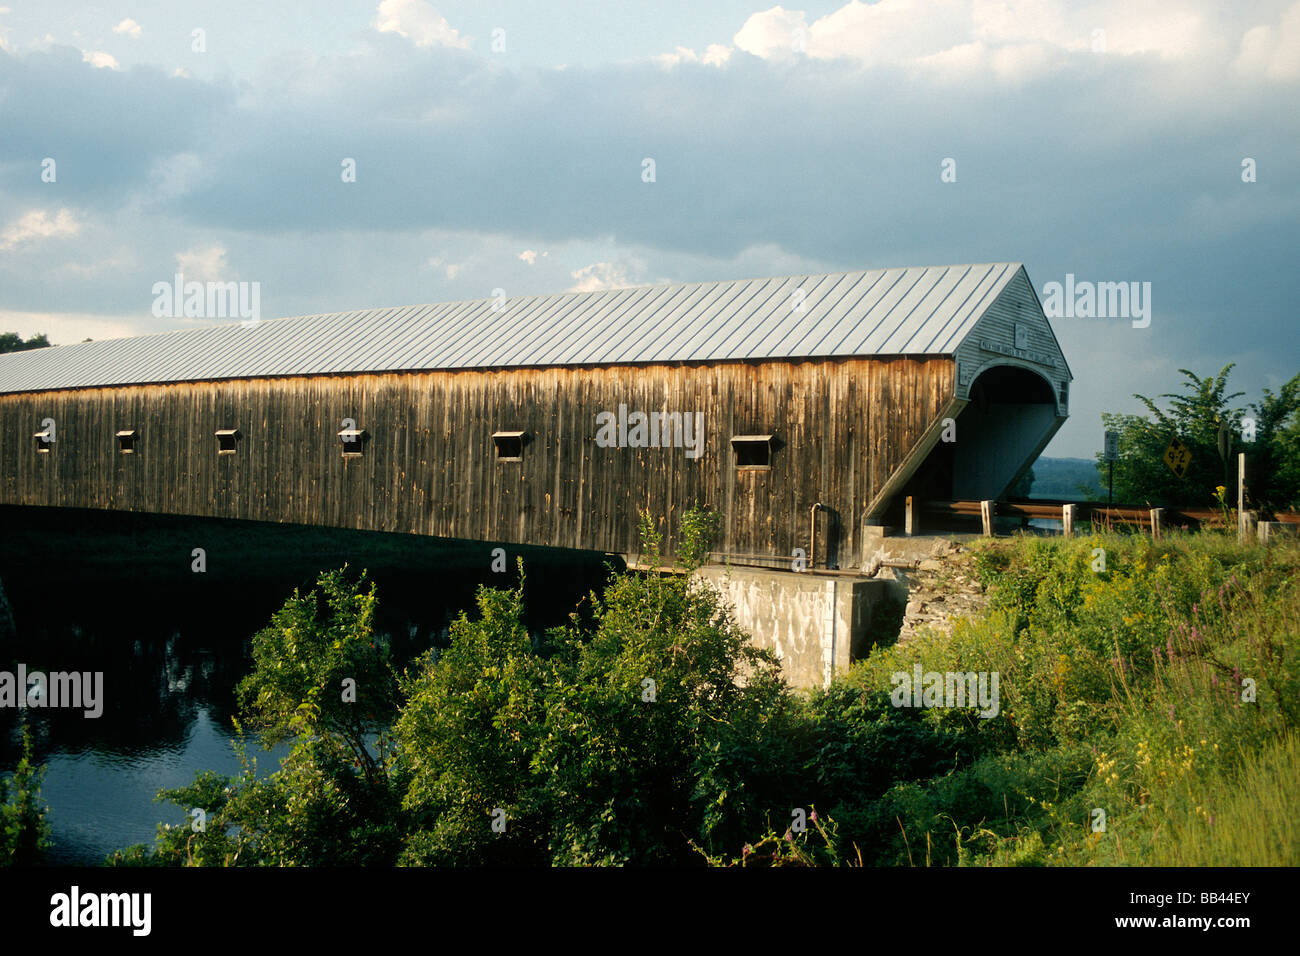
0,506,610,865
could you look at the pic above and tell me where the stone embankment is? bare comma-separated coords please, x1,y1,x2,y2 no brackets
868,538,989,643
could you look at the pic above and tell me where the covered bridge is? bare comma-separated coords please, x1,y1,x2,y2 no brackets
0,262,1070,569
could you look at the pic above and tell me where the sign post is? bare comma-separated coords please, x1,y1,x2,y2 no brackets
1103,430,1118,508
1238,452,1246,544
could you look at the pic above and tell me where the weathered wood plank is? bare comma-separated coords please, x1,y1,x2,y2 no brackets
0,357,956,562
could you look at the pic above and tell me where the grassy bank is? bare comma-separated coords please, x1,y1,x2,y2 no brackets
828,530,1300,866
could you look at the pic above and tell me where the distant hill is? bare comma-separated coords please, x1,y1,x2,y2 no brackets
1026,457,1107,501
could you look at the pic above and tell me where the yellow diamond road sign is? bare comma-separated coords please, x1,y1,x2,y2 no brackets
1163,436,1192,478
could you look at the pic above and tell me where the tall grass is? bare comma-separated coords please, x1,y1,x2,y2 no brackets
839,530,1300,866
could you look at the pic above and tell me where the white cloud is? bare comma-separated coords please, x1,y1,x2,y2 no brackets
375,0,470,49
81,49,119,69
1234,2,1300,80
653,43,733,68
702,43,733,65
1,208,81,251
519,249,550,265
730,0,1261,80
112,18,142,39
568,260,642,293
174,244,231,280
734,6,809,60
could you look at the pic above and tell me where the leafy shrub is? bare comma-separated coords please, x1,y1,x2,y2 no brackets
1,728,50,866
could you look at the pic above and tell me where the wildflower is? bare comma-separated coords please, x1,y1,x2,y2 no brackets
810,811,818,822
743,844,752,856
784,831,793,842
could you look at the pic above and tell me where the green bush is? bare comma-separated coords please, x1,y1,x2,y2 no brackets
118,522,1300,867
1,727,51,866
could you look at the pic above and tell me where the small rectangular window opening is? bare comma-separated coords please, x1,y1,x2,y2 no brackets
731,434,774,469
116,429,138,454
34,429,52,454
338,427,368,458
216,428,239,455
493,430,527,462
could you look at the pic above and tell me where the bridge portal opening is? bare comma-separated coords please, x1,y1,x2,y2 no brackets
901,364,1063,507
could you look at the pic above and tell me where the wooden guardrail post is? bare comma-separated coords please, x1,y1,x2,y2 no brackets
1062,503,1076,538
1237,453,1246,544
980,500,994,536
1149,508,1164,540
905,495,916,536
1258,521,1294,545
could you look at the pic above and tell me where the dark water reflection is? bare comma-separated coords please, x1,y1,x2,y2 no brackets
31,706,282,865
0,506,612,865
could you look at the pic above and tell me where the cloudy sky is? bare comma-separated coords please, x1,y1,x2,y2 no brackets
1,0,1297,457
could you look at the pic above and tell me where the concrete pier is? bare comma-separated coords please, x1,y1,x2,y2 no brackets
692,565,890,689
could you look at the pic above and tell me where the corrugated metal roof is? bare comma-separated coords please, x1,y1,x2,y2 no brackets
0,263,1024,394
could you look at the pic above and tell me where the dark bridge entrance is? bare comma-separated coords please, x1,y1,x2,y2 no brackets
897,364,1064,512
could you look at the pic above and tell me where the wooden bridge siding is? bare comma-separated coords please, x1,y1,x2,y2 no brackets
0,356,955,560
